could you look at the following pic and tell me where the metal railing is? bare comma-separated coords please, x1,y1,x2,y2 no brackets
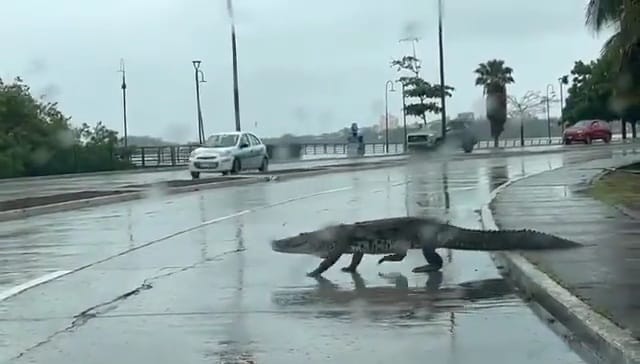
125,135,625,168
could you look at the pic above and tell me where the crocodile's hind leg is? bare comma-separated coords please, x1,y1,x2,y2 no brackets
412,247,443,273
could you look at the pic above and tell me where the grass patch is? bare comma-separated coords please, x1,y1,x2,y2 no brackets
590,169,640,209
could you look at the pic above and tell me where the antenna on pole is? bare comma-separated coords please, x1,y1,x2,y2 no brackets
118,58,129,151
399,37,421,76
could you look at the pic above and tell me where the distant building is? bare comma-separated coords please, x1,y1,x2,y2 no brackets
377,114,400,130
456,112,475,120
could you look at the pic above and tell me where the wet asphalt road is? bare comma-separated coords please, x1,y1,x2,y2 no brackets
0,143,608,203
1,145,636,363
0,155,408,202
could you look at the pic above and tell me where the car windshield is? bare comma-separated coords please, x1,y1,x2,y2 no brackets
573,120,591,127
205,134,238,147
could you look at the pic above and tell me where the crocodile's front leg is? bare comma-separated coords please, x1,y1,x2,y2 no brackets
307,249,344,277
341,252,364,273
412,247,444,273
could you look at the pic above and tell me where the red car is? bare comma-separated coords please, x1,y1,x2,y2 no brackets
563,119,612,144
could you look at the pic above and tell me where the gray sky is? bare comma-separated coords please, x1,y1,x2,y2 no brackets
2,0,611,142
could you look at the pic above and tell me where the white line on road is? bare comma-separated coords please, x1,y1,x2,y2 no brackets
1,179,409,302
0,270,71,302
0,186,356,302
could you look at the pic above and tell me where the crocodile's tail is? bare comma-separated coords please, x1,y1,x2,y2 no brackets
437,227,583,251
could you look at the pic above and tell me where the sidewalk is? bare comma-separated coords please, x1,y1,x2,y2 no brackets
489,154,640,361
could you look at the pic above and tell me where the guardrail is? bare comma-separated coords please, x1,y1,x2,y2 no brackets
126,135,624,168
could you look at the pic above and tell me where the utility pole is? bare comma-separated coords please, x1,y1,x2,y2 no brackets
397,81,408,152
385,80,395,153
546,84,554,142
192,60,206,144
437,0,447,141
558,75,568,132
227,0,242,132
118,59,128,151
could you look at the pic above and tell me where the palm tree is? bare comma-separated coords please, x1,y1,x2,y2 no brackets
474,59,515,147
586,0,640,137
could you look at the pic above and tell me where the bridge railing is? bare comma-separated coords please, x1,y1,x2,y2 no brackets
124,135,624,168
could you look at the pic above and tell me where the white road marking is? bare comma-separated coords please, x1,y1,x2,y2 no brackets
0,270,71,302
1,180,406,301
0,186,355,302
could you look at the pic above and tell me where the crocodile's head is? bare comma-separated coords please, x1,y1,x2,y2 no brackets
271,225,343,257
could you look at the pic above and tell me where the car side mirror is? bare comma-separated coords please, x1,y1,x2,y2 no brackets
240,143,249,148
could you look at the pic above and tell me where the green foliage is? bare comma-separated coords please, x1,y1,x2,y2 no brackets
391,56,454,125
584,0,640,136
561,58,618,125
474,59,515,147
0,77,132,178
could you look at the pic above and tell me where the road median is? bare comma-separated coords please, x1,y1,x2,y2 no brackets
482,156,640,364
0,160,405,222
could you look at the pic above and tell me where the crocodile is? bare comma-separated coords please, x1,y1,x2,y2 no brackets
270,216,583,277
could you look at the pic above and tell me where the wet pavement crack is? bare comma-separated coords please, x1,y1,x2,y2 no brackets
11,247,246,360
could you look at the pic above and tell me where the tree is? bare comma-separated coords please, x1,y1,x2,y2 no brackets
0,77,131,178
474,59,515,147
585,0,640,138
508,91,546,119
391,56,454,126
507,91,546,145
561,58,618,126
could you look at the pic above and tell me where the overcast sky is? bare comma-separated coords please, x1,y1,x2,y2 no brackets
2,0,611,142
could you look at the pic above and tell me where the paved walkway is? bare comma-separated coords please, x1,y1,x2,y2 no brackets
492,152,640,339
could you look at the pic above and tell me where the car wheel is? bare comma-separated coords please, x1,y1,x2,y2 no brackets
585,136,592,144
230,158,241,174
258,157,269,172
222,171,230,176
564,139,571,145
604,134,611,143
190,171,200,179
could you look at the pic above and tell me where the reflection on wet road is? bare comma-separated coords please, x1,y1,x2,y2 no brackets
1,145,637,363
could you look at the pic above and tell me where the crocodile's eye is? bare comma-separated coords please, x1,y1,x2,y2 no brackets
328,241,337,251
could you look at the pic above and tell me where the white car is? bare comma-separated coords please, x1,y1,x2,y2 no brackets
188,131,269,179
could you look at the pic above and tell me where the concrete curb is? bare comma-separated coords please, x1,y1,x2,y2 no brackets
481,163,640,364
0,160,404,223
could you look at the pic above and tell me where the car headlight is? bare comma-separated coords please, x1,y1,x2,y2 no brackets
189,151,197,158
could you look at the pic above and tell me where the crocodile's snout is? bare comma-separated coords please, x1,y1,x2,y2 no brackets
271,239,285,252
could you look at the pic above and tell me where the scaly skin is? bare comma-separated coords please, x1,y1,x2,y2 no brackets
270,216,583,277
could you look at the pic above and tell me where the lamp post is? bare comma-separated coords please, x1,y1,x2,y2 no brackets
192,60,207,144
545,83,554,142
395,80,408,152
385,80,396,153
227,0,242,132
437,0,448,141
558,75,568,132
118,59,128,152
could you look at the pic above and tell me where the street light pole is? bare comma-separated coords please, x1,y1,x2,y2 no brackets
437,0,447,141
546,83,554,142
396,81,407,152
227,0,242,132
118,59,128,152
192,60,206,144
385,80,395,153
558,75,568,132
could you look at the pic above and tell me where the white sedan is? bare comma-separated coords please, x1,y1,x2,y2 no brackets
188,131,269,179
